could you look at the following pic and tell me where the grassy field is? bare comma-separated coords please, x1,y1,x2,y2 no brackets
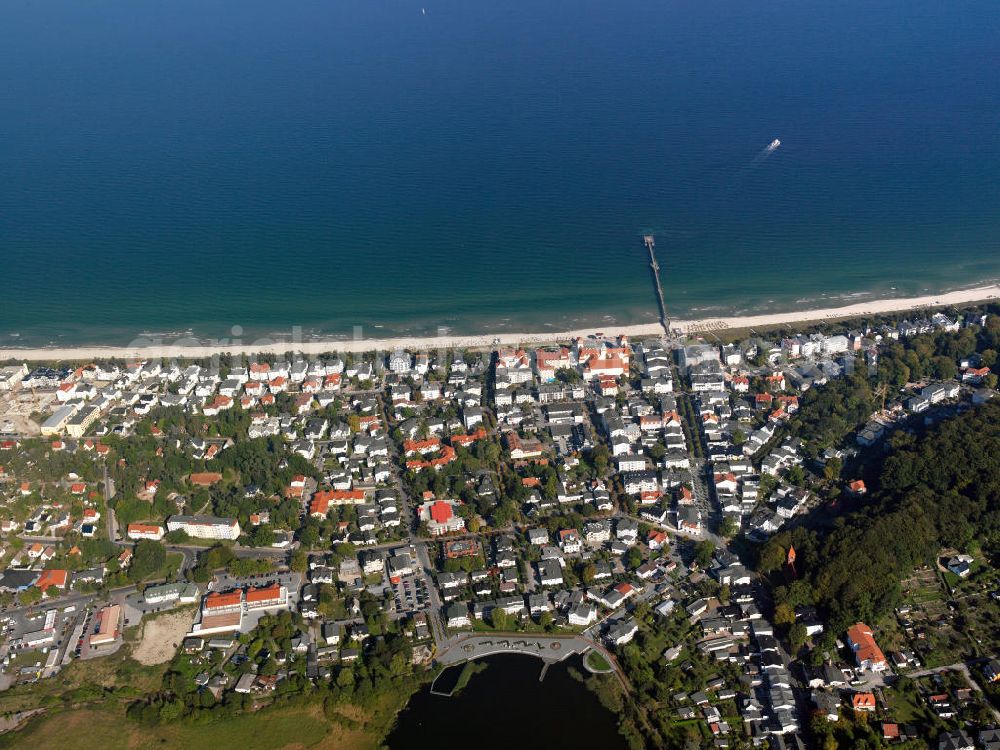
0,644,167,715
0,703,391,750
0,706,331,750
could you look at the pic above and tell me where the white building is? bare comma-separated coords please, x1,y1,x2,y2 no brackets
127,523,165,541
167,515,241,540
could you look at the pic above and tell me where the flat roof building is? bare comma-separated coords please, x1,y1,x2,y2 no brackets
167,515,241,540
40,404,78,436
90,604,121,647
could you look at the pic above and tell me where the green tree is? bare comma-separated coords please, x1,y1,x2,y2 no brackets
788,622,808,650
250,525,275,547
129,540,167,582
290,549,308,573
773,602,796,627
930,355,956,380
491,608,512,631
757,540,787,574
590,444,609,475
719,516,739,538
694,540,715,569
823,457,843,482
718,583,731,604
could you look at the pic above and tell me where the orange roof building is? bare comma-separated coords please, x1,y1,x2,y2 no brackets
189,472,223,487
403,438,441,455
36,569,69,591
205,590,243,610
846,622,887,672
429,501,453,524
406,444,457,472
127,523,164,540
851,692,876,711
310,489,366,516
450,428,488,447
246,583,286,609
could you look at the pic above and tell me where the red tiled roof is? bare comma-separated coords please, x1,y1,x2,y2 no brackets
406,445,456,471
36,569,68,590
450,428,488,446
128,523,162,535
246,584,282,603
847,622,886,667
404,438,440,454
852,692,876,710
310,489,365,516
205,591,243,609
429,501,453,524
189,472,223,486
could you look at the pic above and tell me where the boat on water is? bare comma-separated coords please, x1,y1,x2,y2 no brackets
767,138,781,151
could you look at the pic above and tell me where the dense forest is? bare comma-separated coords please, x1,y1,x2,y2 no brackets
759,400,1000,633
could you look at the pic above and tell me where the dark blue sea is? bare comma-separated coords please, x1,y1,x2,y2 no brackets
2,0,999,346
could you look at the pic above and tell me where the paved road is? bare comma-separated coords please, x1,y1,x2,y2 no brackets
102,464,118,542
413,541,446,645
374,390,450,647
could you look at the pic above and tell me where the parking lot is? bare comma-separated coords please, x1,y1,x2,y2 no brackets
0,603,86,677
390,575,429,616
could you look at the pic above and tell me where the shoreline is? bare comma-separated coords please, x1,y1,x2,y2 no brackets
2,284,998,363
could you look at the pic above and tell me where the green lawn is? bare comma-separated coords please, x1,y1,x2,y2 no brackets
585,650,612,672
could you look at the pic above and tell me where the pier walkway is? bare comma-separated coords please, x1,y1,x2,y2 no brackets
643,234,670,335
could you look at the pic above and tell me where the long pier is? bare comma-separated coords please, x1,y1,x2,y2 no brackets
643,235,670,335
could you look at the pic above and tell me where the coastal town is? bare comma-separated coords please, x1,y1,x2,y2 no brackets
1,303,1000,749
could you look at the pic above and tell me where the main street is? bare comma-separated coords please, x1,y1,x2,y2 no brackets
102,463,118,542
372,390,449,647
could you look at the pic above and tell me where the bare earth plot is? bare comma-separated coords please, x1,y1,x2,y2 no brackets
131,609,196,666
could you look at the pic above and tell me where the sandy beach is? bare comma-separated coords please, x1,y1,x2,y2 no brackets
2,285,998,363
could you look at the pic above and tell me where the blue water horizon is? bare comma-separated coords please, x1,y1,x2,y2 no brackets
2,0,998,346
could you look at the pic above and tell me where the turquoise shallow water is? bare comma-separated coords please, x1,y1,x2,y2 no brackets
2,0,999,346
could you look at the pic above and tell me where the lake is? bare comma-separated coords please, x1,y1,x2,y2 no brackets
386,654,625,748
